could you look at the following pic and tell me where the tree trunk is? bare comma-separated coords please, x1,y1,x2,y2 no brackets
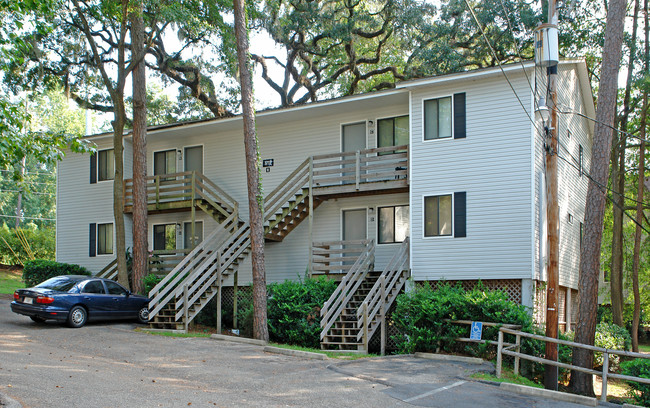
233,0,269,341
570,0,627,396
130,1,148,295
611,0,640,327
632,0,649,353
610,145,625,326
113,103,128,289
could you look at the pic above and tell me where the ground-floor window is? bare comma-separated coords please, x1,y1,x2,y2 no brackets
378,205,409,243
97,223,114,255
424,195,452,237
153,224,177,251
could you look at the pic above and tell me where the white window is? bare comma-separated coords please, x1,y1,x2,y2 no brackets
377,116,409,152
378,205,409,244
424,97,452,140
98,149,114,181
154,150,176,179
424,195,452,237
153,224,176,251
97,223,114,255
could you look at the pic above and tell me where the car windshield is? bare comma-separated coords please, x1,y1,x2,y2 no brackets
35,277,77,292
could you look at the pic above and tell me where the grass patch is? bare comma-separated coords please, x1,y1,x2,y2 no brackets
0,268,23,295
136,328,212,338
268,342,377,360
471,367,543,389
638,343,650,353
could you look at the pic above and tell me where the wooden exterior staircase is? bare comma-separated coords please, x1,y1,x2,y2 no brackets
124,145,409,331
320,238,410,351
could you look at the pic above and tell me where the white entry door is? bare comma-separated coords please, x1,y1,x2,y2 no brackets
342,123,366,184
342,208,367,265
184,146,203,174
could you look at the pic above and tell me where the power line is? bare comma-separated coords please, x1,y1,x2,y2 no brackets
556,105,650,143
462,0,544,135
0,214,55,221
0,189,55,196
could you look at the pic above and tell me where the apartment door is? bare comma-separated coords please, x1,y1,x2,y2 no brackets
341,122,366,184
184,146,203,174
342,208,367,265
184,146,203,195
184,221,203,249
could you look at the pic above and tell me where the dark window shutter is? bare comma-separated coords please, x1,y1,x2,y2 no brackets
90,153,97,184
89,223,96,257
453,92,466,139
454,192,466,238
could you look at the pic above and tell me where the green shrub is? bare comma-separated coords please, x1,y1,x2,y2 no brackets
621,358,650,406
142,273,163,296
22,259,91,287
391,282,532,355
0,224,55,265
267,277,338,348
594,323,631,370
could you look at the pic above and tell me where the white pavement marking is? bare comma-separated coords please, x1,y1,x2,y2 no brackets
403,380,467,403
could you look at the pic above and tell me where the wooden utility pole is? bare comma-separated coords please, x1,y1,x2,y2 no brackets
544,0,560,391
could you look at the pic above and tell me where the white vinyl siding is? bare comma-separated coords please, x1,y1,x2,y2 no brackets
410,73,533,281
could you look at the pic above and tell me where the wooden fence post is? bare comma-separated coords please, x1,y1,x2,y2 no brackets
601,351,609,402
514,333,521,375
496,330,503,378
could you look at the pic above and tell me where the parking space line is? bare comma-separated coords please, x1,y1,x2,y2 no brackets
403,380,467,403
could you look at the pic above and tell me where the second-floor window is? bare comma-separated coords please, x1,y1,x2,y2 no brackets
154,150,176,178
424,97,452,140
98,149,115,181
377,115,409,152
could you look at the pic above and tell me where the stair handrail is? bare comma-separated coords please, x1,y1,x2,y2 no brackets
320,239,375,340
174,222,252,321
356,237,410,342
96,258,118,280
124,170,238,219
147,212,238,316
264,158,310,222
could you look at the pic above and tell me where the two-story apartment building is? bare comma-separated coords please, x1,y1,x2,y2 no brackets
56,60,594,348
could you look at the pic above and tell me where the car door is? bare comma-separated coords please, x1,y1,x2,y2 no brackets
80,280,113,319
103,280,134,319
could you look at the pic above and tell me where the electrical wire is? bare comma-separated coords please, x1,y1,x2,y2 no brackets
462,0,544,135
0,214,55,221
556,105,650,143
0,189,55,196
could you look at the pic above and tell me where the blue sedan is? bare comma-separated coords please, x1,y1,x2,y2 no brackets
11,275,150,328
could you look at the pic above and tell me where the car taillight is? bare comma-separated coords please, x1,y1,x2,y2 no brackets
36,296,54,304
13,291,19,301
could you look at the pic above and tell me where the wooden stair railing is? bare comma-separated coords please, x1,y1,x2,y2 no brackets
311,240,372,276
356,238,410,349
147,212,239,320
319,240,375,344
124,170,238,224
96,259,118,280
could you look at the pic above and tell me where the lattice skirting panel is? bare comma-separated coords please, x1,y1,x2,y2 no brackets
368,300,401,352
220,286,253,309
417,279,523,304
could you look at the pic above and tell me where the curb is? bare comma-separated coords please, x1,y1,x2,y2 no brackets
140,328,187,334
414,352,485,365
210,334,267,346
500,383,597,407
0,392,22,408
623,404,646,408
263,346,328,360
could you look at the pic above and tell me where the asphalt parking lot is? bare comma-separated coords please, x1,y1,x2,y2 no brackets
0,296,598,408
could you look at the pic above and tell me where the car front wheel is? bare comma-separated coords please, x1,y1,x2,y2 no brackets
137,306,150,324
67,306,87,328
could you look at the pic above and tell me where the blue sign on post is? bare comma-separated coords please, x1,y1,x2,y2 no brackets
470,321,483,341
